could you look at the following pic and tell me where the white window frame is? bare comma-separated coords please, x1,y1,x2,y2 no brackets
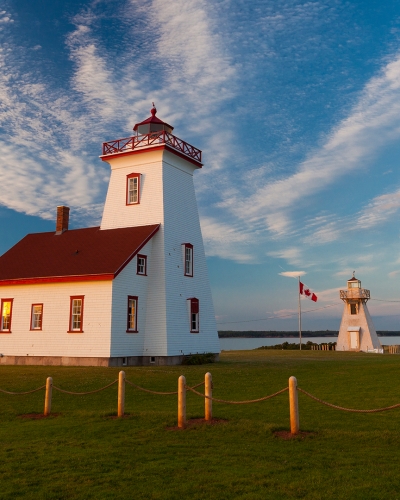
127,296,138,332
31,304,43,330
127,174,140,205
69,296,84,333
137,255,147,276
187,298,199,333
182,243,193,277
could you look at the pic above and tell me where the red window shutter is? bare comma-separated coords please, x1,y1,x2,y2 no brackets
191,298,199,314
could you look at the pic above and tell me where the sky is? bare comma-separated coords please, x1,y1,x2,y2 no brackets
0,0,400,331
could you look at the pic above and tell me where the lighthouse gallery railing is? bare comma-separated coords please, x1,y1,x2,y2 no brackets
340,289,370,300
102,130,202,163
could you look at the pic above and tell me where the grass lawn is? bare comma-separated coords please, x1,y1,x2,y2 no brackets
1,350,400,499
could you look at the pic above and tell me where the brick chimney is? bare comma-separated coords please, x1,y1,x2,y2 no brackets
56,206,70,235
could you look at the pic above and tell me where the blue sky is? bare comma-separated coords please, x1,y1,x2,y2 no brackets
1,0,400,331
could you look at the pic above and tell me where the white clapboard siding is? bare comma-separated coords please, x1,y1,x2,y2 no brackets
0,281,112,357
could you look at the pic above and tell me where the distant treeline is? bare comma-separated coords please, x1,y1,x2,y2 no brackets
218,330,400,338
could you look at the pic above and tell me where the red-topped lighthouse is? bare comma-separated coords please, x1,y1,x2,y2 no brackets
100,105,219,361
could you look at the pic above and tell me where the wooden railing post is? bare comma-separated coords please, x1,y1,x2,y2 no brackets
44,377,52,416
289,376,299,435
118,371,125,417
178,375,186,428
205,372,212,421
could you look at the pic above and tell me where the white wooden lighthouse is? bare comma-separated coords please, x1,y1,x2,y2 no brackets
100,104,220,362
336,273,382,352
0,104,220,366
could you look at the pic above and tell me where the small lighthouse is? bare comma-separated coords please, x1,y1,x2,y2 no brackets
336,273,382,352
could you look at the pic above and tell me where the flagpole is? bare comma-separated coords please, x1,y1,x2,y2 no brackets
298,276,302,351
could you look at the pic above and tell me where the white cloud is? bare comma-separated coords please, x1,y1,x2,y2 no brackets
355,189,400,229
279,271,306,278
200,216,253,262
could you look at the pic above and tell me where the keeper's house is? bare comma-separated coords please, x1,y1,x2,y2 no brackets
0,105,220,366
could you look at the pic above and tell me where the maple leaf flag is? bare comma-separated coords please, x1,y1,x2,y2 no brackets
299,282,317,302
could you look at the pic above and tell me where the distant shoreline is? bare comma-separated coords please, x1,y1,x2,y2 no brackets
218,331,400,338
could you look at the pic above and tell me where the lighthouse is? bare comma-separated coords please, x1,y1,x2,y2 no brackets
336,273,382,352
100,104,220,362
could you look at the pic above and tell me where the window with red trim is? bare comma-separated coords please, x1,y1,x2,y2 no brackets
69,296,84,332
30,304,43,330
188,297,199,333
127,296,138,332
126,173,140,205
182,243,193,277
0,298,13,332
137,255,147,275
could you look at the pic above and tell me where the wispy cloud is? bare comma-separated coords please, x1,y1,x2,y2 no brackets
279,271,306,278
219,52,400,238
355,189,400,229
0,0,238,226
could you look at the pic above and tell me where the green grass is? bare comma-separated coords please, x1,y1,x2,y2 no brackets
1,350,400,499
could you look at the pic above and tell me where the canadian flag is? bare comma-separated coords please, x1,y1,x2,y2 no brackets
299,282,317,302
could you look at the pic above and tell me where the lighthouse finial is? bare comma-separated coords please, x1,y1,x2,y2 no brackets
353,270,355,278
151,102,157,116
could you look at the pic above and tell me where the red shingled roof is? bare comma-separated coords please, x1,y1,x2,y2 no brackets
0,224,160,285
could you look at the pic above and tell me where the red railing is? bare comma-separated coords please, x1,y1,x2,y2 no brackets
102,131,202,163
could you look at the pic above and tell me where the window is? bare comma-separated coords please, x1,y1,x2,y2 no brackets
183,243,193,277
350,303,357,315
126,173,140,205
30,304,43,330
69,296,84,332
137,254,147,275
0,299,13,332
127,296,138,332
188,298,199,333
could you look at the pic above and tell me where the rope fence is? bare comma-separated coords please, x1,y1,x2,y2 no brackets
298,387,400,413
185,384,288,404
2,372,400,433
52,380,118,395
0,385,46,395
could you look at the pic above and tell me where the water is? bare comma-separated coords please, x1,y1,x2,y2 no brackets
219,336,400,351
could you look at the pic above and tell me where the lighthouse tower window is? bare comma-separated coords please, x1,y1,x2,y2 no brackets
188,298,199,333
183,243,193,277
126,174,140,205
350,303,358,315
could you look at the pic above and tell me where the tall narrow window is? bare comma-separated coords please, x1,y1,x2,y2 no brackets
188,298,199,333
69,296,84,332
183,243,193,277
350,303,357,315
127,296,138,332
137,255,147,275
126,173,140,205
30,304,43,330
0,299,13,332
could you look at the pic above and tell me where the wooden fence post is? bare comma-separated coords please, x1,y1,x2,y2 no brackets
118,370,125,417
289,376,299,435
44,377,52,416
205,372,212,421
178,375,186,428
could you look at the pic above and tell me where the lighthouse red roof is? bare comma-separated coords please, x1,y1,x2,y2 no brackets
133,104,174,132
0,224,160,285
